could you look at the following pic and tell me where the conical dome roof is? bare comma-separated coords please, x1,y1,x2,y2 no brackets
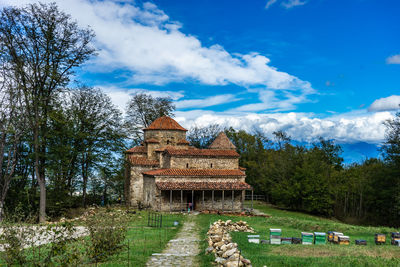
209,132,236,150
144,116,187,131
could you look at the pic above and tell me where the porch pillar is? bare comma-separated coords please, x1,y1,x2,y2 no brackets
232,190,234,211
170,190,172,212
212,190,214,210
191,190,194,211
181,190,183,212
202,190,205,210
222,190,224,211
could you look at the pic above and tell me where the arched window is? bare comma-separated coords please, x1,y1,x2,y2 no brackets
186,163,189,168
210,163,213,168
167,140,170,145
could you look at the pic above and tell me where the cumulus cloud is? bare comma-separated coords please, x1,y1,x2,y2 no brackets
100,86,184,112
0,0,313,97
176,94,241,109
386,54,400,64
368,95,400,112
175,110,394,144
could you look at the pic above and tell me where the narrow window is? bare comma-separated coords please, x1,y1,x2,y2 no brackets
186,163,189,168
167,140,170,145
210,163,213,168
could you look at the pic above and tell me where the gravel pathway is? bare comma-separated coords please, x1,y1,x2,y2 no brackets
146,214,200,267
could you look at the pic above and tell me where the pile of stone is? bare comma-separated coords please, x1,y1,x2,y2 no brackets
205,219,254,267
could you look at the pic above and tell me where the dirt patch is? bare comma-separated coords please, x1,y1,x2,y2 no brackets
269,245,400,259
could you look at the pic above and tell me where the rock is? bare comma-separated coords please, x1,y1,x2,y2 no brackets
214,241,225,248
211,235,222,243
205,247,214,254
241,258,251,266
222,248,236,258
215,257,226,265
225,261,240,267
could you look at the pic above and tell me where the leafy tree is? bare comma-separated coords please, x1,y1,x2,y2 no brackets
125,93,175,142
0,3,95,222
0,67,26,221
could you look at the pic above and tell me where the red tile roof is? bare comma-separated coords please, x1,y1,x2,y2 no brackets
125,146,146,153
164,148,239,157
209,132,236,150
156,181,252,190
143,168,245,177
128,156,159,166
144,116,187,131
145,138,160,143
239,166,246,171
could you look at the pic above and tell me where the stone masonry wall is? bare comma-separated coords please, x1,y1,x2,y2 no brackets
143,176,159,209
169,156,238,169
129,165,157,207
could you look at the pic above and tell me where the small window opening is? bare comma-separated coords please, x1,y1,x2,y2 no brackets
210,163,213,168
167,140,170,145
186,163,189,168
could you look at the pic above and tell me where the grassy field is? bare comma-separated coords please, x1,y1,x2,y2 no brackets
98,210,184,266
197,201,400,267
0,209,185,267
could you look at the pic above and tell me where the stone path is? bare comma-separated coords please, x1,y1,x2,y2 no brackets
146,214,200,267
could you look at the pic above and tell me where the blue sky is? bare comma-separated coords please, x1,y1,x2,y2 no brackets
1,0,399,162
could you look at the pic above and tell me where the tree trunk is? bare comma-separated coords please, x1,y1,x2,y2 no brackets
34,128,46,223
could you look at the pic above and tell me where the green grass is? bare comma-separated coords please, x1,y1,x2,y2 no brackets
196,202,400,267
0,209,185,267
99,211,184,266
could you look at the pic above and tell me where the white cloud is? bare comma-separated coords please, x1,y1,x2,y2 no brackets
386,54,400,64
100,86,184,112
282,0,307,9
368,95,400,112
265,0,278,9
0,0,314,100
176,94,241,109
265,0,307,9
176,110,394,144
233,88,312,112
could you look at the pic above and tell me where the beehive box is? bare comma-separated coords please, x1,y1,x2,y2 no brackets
355,239,367,245
333,232,344,244
270,228,282,245
338,235,350,245
327,231,334,243
248,235,260,244
281,237,292,245
301,232,314,245
314,232,326,245
375,234,386,245
391,232,400,246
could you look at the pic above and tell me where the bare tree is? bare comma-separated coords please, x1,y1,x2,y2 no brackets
0,3,95,222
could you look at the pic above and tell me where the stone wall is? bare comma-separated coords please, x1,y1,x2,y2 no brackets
129,165,156,207
144,130,187,146
143,175,159,209
169,156,238,169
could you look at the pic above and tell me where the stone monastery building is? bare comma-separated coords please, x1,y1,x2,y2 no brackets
125,116,252,211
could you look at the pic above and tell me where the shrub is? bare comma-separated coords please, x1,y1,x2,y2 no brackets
85,209,129,262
